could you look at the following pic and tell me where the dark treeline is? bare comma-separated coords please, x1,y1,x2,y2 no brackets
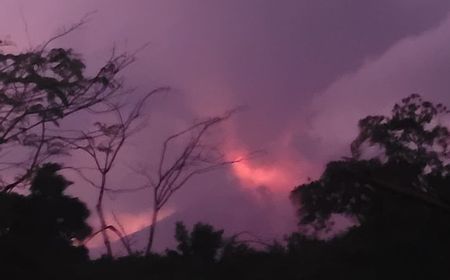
1,42,450,279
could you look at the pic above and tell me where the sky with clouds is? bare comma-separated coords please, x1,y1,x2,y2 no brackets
2,0,450,254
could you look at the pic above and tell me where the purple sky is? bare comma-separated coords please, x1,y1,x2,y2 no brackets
3,0,450,253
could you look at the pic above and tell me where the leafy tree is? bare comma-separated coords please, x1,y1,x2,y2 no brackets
291,94,450,277
0,163,92,276
0,21,156,258
0,33,132,192
171,221,224,263
292,94,450,228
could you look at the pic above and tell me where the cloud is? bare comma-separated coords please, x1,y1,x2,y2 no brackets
306,12,450,162
3,0,450,254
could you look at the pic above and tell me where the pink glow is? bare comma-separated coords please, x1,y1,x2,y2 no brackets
86,208,175,249
230,155,298,192
3,0,450,254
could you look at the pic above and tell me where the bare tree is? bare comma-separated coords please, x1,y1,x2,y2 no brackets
82,223,132,256
63,88,166,257
0,16,169,257
137,110,244,256
0,15,248,259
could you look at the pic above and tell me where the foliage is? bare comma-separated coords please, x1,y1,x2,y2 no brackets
171,222,224,263
0,44,130,191
352,94,450,177
291,94,450,277
0,163,91,278
2,25,450,278
292,94,450,230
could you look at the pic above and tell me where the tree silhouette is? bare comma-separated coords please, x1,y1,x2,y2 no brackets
0,17,169,258
172,222,224,263
136,110,244,255
65,88,167,257
0,163,91,277
292,94,450,229
291,94,450,277
0,26,134,193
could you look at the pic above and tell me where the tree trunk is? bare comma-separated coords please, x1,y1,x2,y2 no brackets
145,207,159,256
97,174,113,257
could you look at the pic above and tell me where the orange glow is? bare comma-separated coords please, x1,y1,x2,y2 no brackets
230,153,297,192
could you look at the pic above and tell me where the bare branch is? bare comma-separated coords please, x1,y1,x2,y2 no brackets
140,108,249,255
63,88,165,257
83,224,132,256
39,11,97,51
112,212,133,255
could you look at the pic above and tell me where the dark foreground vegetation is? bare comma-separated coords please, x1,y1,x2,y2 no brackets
1,40,450,279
